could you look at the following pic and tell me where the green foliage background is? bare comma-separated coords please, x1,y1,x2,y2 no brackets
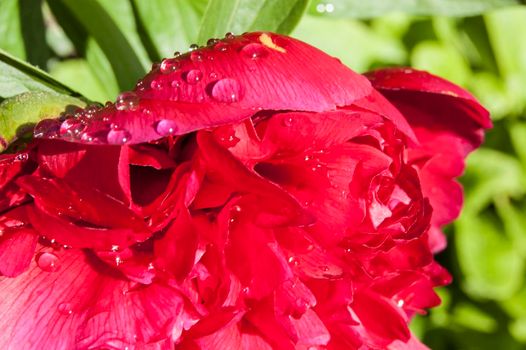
1,0,526,348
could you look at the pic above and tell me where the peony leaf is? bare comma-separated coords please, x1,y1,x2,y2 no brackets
0,92,85,152
59,0,147,92
197,0,308,43
131,0,206,60
455,213,525,301
462,149,525,215
309,0,521,18
0,49,79,99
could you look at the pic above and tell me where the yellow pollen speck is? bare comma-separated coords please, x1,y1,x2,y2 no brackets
259,33,286,53
441,90,459,97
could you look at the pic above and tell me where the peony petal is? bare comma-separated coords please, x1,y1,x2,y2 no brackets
0,248,184,349
28,205,149,250
351,290,410,345
41,32,371,145
17,175,146,231
0,225,38,277
366,68,491,229
37,140,131,204
365,68,491,129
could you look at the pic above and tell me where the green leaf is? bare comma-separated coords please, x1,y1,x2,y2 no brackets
485,7,526,115
292,15,406,72
49,59,108,103
309,0,521,18
451,303,498,333
131,0,206,60
455,213,525,301
197,0,308,44
0,92,85,152
0,0,25,59
510,122,526,167
19,0,50,69
411,40,471,86
461,148,525,215
59,0,147,92
0,48,79,99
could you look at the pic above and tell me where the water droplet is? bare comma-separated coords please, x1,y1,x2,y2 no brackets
170,80,181,88
316,2,335,13
184,69,203,85
210,78,242,103
34,119,60,138
173,51,181,57
150,80,163,90
288,256,299,266
207,38,219,46
116,91,139,111
397,299,405,307
189,44,199,51
58,302,73,315
37,252,59,272
59,118,86,137
241,43,268,60
214,42,229,52
160,58,181,74
155,119,178,136
242,287,250,295
282,116,294,127
107,128,131,145
84,104,100,117
224,32,235,40
115,256,123,266
209,72,218,80
15,153,28,161
111,245,119,252
190,51,203,62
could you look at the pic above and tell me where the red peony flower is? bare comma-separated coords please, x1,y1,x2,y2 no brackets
0,32,490,349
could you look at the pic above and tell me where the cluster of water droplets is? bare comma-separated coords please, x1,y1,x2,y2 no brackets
33,32,278,145
147,31,271,106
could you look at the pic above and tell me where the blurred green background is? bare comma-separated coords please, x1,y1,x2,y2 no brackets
1,0,526,348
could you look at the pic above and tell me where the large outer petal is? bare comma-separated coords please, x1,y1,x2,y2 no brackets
0,248,184,350
37,32,371,145
365,68,491,231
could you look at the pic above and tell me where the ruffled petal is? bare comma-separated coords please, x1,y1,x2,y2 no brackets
0,248,185,350
35,32,371,145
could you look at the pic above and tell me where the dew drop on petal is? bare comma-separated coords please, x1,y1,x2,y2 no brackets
214,42,229,52
173,51,181,57
189,44,199,51
150,80,163,90
224,32,235,40
116,91,139,111
155,119,178,136
288,256,299,267
210,78,242,103
34,119,61,138
209,72,218,80
160,58,181,74
207,38,219,46
241,43,268,60
282,116,294,127
190,51,203,62
58,302,73,315
59,118,86,137
107,128,131,145
184,69,203,85
37,252,59,272
15,153,28,161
